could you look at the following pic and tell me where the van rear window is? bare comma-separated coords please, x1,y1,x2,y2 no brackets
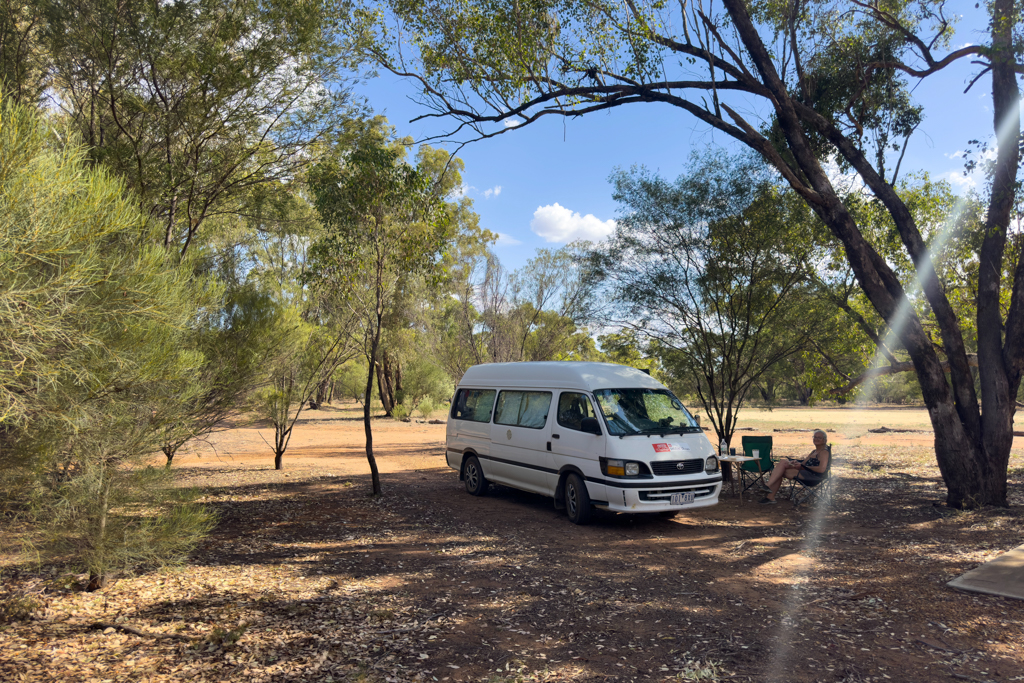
451,389,496,423
494,391,552,429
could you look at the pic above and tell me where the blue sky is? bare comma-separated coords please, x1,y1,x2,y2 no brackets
354,3,1003,272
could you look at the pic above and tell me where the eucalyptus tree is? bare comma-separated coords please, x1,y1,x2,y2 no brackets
306,141,453,496
447,243,599,367
364,0,1023,507
593,153,820,452
37,0,366,257
368,145,482,415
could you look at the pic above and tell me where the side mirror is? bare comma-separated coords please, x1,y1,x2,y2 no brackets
580,417,602,435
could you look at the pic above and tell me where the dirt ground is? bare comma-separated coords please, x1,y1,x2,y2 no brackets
2,403,1024,683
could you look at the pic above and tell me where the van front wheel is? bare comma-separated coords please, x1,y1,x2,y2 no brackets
564,473,592,525
464,456,488,496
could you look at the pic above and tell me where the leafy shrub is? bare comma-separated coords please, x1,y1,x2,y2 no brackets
208,623,248,646
0,98,217,587
334,360,378,405
0,592,40,623
416,398,435,419
859,372,923,405
402,358,454,406
391,403,409,420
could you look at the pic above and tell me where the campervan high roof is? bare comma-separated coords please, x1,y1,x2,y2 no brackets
458,362,663,392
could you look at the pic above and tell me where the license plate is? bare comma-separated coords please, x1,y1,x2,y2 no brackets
670,492,695,505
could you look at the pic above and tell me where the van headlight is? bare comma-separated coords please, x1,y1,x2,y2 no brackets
601,458,646,477
705,456,719,473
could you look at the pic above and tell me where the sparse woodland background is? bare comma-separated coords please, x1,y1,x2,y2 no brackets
1,0,1023,586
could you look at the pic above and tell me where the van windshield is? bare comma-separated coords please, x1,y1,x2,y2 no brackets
593,389,702,436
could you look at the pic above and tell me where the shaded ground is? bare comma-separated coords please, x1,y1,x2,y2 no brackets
2,404,1024,682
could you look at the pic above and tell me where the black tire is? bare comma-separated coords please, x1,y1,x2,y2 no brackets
564,473,592,525
463,455,488,496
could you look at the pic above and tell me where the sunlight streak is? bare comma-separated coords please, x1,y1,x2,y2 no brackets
765,193,971,681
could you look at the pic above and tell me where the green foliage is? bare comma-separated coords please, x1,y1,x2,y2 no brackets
402,357,454,407
858,371,924,405
415,397,436,419
307,141,453,292
251,312,355,469
598,330,663,379
595,152,821,444
369,0,1024,507
37,0,368,254
0,0,47,105
157,283,288,466
442,243,597,370
32,465,216,582
0,590,40,623
390,403,409,421
335,360,379,405
306,137,457,493
0,97,216,582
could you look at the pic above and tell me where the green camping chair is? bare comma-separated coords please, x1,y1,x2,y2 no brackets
740,435,775,494
787,445,835,508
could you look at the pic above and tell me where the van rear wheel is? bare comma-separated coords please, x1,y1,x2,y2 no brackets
464,456,488,496
564,473,592,525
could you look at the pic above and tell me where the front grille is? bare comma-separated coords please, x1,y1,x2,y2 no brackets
639,486,716,501
650,459,705,476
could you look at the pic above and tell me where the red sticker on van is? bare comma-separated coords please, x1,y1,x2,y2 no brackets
653,443,671,452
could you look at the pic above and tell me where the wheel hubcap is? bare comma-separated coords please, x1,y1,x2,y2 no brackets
567,483,577,515
467,465,478,488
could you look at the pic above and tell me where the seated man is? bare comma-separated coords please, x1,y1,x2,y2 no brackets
759,429,829,504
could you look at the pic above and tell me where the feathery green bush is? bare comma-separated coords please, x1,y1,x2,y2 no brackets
0,97,216,587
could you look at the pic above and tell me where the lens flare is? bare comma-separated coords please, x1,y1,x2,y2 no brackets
765,193,972,682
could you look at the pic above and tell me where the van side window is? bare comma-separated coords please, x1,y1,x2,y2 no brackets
494,391,552,429
451,389,497,423
557,392,597,432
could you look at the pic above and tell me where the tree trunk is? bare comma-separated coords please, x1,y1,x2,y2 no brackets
88,482,110,592
274,420,288,470
394,356,404,406
162,443,177,469
315,378,331,407
376,355,395,416
365,321,383,496
722,0,1017,508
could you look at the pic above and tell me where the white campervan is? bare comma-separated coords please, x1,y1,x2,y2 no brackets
445,362,721,524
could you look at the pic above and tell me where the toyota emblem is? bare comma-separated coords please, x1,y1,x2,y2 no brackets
676,462,686,470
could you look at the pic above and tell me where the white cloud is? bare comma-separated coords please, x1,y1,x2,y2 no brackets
451,183,469,199
503,119,522,128
483,185,502,199
495,232,522,246
946,170,976,191
944,150,966,159
530,203,616,243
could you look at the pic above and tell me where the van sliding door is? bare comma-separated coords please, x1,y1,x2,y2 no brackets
489,390,555,495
